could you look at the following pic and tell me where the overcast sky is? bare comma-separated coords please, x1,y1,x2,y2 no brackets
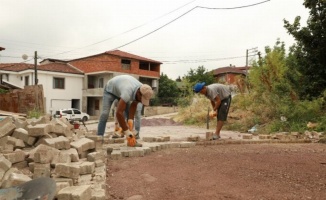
1,0,309,80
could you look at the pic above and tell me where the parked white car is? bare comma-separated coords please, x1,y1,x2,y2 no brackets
54,108,90,122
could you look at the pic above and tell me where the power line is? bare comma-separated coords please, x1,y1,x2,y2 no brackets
111,0,270,50
41,0,198,58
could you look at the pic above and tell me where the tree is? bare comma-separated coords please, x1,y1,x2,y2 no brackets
184,66,215,85
283,0,326,99
157,73,180,105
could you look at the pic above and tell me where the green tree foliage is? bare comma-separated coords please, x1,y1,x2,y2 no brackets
250,41,297,100
283,0,326,99
250,41,296,115
184,66,215,85
248,40,325,132
157,73,180,105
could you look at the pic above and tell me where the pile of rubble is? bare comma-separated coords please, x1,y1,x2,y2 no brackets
0,115,106,200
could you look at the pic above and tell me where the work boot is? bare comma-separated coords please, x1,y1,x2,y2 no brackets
212,134,221,140
134,142,142,147
112,132,123,139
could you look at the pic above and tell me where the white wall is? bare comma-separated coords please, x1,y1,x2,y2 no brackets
37,71,84,115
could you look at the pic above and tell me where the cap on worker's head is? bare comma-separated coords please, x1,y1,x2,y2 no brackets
140,84,153,106
193,82,205,93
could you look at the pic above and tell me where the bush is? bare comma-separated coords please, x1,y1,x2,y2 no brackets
27,108,43,119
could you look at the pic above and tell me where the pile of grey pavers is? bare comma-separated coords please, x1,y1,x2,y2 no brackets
0,115,107,200
0,114,198,200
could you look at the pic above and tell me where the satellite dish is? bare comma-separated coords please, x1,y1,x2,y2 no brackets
22,54,28,60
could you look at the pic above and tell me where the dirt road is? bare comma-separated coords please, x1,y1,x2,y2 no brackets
106,143,326,200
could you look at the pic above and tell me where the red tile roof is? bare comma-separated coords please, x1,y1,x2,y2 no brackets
0,63,34,71
105,50,162,64
0,63,83,75
214,66,247,75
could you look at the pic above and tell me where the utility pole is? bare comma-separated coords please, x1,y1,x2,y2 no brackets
245,47,258,93
34,51,38,85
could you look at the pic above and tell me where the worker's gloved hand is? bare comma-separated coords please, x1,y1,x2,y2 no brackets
127,119,134,131
123,129,133,138
114,123,121,132
209,111,217,118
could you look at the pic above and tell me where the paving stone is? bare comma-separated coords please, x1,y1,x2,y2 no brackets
3,150,26,164
61,148,79,162
179,142,196,148
0,155,12,172
55,163,80,179
33,163,51,178
0,117,16,138
44,136,71,150
242,134,253,139
259,135,271,139
110,150,122,160
27,124,51,137
1,172,31,188
70,138,96,154
57,185,92,200
91,188,106,200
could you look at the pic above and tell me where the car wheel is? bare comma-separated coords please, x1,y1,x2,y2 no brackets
82,116,88,122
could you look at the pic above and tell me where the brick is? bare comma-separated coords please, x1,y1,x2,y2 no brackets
50,118,73,137
70,138,95,154
87,152,103,162
27,124,51,137
91,189,106,200
1,172,32,188
61,148,79,162
79,161,95,175
57,185,92,200
180,142,196,148
33,163,51,178
44,136,71,150
12,160,28,169
31,144,61,164
3,150,26,164
0,117,16,138
259,135,271,139
110,150,122,160
55,163,80,179
242,134,253,139
0,155,12,171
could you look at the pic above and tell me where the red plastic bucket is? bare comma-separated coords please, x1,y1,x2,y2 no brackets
74,123,80,129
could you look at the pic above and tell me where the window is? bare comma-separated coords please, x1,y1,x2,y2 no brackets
0,74,9,81
73,109,81,114
53,77,65,89
98,78,104,88
95,99,99,110
25,76,29,86
121,59,131,70
62,110,72,114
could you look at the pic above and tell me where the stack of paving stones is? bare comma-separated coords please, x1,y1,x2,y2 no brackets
105,135,196,160
0,115,107,200
195,131,322,146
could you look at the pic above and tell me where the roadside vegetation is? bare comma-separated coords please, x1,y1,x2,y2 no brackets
161,1,325,136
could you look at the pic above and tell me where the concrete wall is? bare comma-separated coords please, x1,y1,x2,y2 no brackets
144,106,178,117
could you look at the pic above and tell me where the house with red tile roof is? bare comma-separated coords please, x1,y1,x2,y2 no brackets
213,65,251,85
1,50,161,117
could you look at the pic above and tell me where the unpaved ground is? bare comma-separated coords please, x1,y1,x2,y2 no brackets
104,118,326,200
107,143,326,200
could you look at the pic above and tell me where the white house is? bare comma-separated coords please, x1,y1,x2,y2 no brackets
0,62,84,116
0,50,162,117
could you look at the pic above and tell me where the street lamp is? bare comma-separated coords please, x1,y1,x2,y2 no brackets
22,51,38,85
